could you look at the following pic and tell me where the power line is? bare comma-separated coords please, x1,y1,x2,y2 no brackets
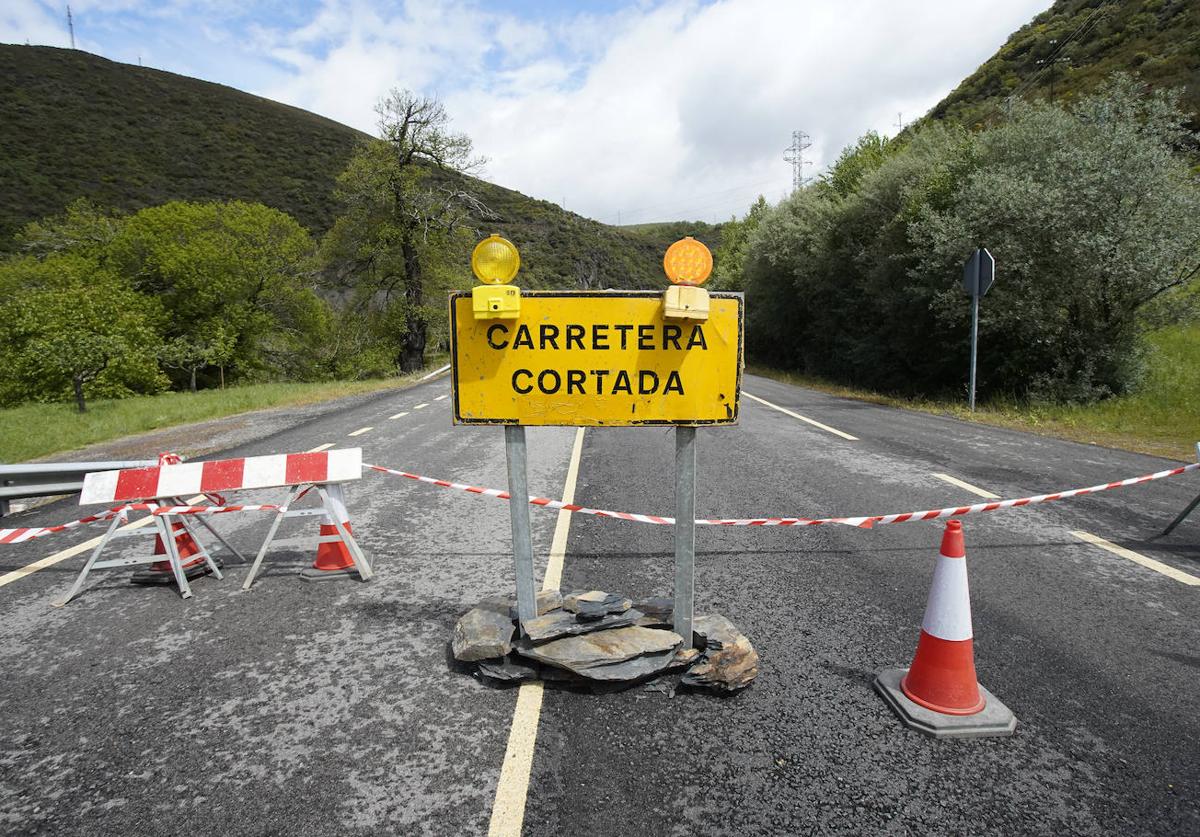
998,2,1108,118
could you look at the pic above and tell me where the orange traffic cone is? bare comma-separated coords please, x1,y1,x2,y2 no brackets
299,488,363,581
901,520,984,714
132,522,213,585
873,520,1016,738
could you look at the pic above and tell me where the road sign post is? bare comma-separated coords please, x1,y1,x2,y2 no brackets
961,248,995,411
504,425,538,627
673,426,696,645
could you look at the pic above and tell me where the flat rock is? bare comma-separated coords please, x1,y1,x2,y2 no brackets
681,614,759,692
634,596,673,625
453,605,516,662
477,657,540,682
505,588,563,619
573,647,680,682
515,626,683,677
563,590,632,616
523,608,642,642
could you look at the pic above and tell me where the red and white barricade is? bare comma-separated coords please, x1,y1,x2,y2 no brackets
59,448,367,604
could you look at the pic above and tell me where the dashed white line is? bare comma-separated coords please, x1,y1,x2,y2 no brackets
743,392,858,441
388,411,409,420
414,402,429,410
347,426,373,437
932,473,1000,499
1071,530,1200,586
434,395,448,402
307,443,335,453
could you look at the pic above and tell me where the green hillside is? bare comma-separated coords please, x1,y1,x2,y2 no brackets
0,44,714,288
929,0,1199,129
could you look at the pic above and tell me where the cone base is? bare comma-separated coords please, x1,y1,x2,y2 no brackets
130,560,221,586
298,566,363,582
874,667,1016,739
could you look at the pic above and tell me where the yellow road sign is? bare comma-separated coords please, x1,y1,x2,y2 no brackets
450,291,743,426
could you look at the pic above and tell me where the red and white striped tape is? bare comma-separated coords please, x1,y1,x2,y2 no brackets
365,461,1200,528
0,501,282,545
80,449,361,505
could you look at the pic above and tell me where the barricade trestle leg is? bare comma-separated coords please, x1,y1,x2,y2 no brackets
51,502,225,607
873,520,1016,738
1155,441,1200,538
242,482,371,590
131,496,245,585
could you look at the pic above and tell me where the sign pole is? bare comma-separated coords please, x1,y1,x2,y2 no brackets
673,425,696,649
968,291,980,412
504,425,537,630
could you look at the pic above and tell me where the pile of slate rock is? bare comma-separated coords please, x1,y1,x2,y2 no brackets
451,589,758,693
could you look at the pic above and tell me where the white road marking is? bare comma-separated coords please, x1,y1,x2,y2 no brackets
388,411,409,420
743,392,858,441
414,402,429,410
0,493,205,589
932,473,1000,499
434,395,448,402
306,443,335,453
347,426,373,437
488,427,586,837
1071,530,1200,586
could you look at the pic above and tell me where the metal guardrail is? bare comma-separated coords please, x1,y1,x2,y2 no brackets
0,461,158,517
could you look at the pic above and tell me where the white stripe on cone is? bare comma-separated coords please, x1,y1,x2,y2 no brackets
921,551,973,641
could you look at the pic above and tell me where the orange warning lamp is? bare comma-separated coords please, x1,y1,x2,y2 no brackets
662,236,711,321
471,234,521,320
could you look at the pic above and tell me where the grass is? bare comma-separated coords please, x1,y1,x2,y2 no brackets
749,324,1200,462
0,361,446,462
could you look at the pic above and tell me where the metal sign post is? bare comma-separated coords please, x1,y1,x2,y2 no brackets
505,425,538,629
673,426,697,646
962,248,995,411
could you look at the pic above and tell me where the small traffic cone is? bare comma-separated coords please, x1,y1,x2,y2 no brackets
874,520,1016,738
131,522,214,585
299,491,361,582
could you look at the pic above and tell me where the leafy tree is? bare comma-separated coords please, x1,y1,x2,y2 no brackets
741,75,1200,403
712,195,769,291
322,89,488,372
0,253,165,411
107,201,327,384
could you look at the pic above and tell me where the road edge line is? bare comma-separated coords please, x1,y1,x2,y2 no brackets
487,427,586,837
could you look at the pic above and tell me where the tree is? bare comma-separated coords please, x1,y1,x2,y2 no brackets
712,195,769,292
0,254,165,411
108,201,327,384
323,89,489,372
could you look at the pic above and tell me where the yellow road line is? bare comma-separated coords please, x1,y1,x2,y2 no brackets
0,492,206,589
306,443,335,453
414,402,429,410
743,392,858,441
347,426,373,437
1071,530,1200,586
932,473,1000,499
488,427,586,837
389,411,409,420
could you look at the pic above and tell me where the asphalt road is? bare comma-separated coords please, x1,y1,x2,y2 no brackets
1,372,1197,835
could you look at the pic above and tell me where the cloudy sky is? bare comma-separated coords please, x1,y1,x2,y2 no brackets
4,0,1052,225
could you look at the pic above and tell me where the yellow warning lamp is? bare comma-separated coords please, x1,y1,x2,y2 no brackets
662,236,712,322
471,234,521,320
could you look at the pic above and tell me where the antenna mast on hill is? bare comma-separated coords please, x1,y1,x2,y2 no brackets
67,5,76,49
784,130,811,192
